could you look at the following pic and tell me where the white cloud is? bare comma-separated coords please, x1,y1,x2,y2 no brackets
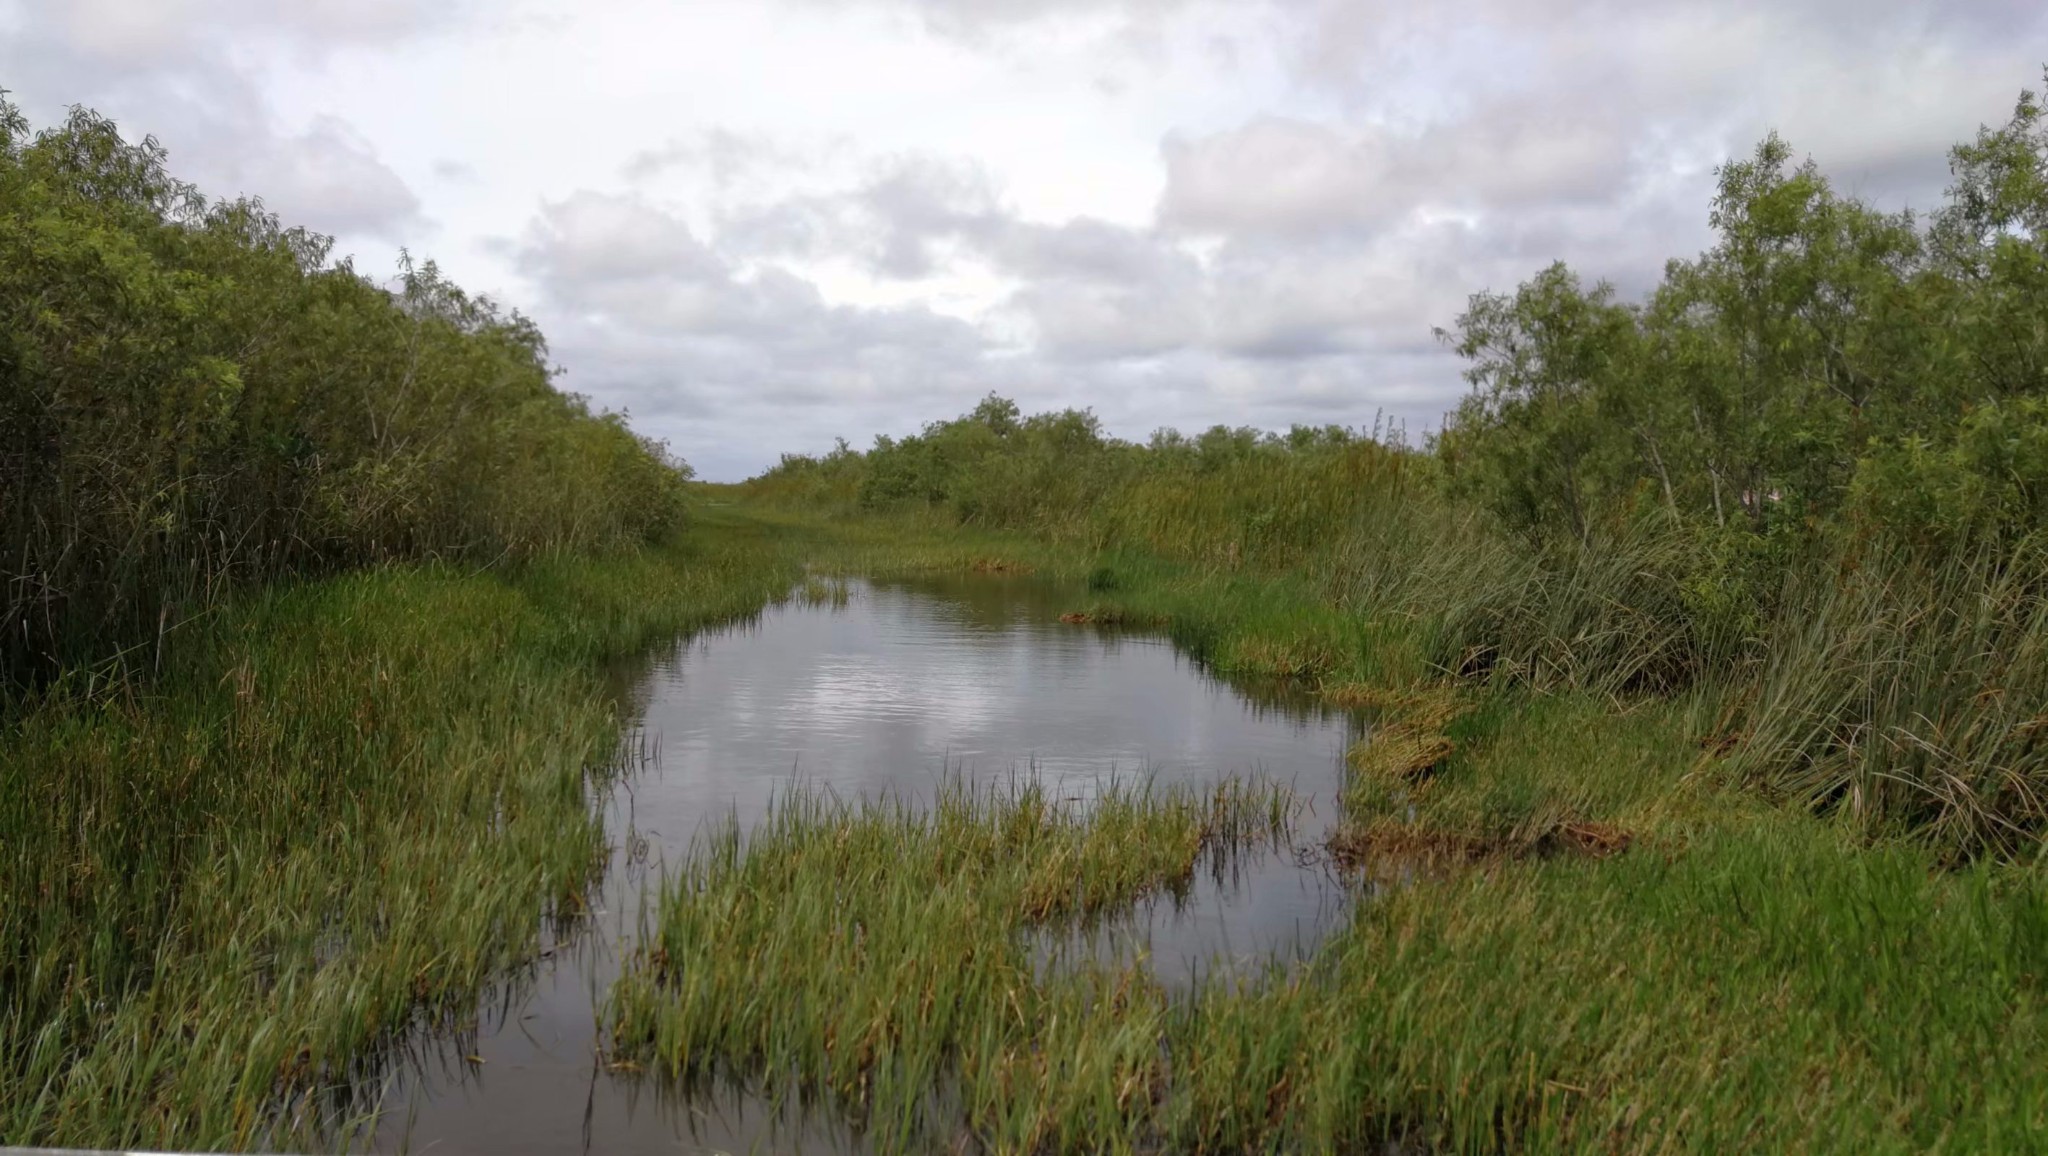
4,0,2044,477
0,0,432,245
226,117,423,239
1159,106,1634,240
47,0,457,62
512,189,1004,478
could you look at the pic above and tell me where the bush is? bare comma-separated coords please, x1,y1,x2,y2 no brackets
0,101,690,686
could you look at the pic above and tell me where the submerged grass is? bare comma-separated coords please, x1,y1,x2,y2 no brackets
0,515,802,1151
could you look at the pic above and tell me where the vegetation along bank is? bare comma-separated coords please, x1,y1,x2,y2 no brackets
7,73,2048,1153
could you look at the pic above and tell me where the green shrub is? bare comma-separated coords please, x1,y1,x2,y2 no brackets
0,101,690,687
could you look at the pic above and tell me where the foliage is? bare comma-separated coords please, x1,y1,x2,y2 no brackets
0,99,690,687
746,72,2048,859
1437,78,2048,548
0,526,800,1151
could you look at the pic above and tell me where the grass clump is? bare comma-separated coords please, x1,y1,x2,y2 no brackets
1333,692,1719,872
1734,546,2048,859
606,778,1294,1153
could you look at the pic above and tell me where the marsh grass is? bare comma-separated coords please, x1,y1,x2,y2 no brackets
26,493,2043,1152
637,505,2048,1151
1732,545,2048,860
605,778,1295,1153
1168,814,2048,1154
0,523,801,1151
1333,691,1731,873
609,665,2048,1152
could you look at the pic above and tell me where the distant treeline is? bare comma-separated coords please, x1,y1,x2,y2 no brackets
0,99,690,687
751,74,2048,859
760,74,2048,555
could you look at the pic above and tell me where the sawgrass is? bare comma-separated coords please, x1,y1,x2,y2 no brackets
605,504,2048,1153
15,497,2048,1153
605,778,1297,1153
0,517,800,1151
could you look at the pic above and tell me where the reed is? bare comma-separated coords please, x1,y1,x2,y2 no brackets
606,777,1295,1153
1735,543,2048,860
0,525,800,1151
601,572,2048,1151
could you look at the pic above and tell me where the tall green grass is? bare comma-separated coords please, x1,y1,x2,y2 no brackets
606,778,1295,1154
1178,813,2048,1153
1736,544,2048,859
606,655,2048,1152
0,525,799,1151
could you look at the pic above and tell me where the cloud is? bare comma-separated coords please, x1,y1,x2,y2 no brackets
549,104,1722,470
715,153,1004,279
856,157,1005,277
513,190,1005,479
38,0,458,66
1278,0,2048,211
1004,276,1203,362
1159,105,1634,240
976,218,1208,360
785,0,1201,43
216,117,423,240
983,216,1187,283
522,193,727,286
8,0,2048,479
591,147,1479,445
1,0,433,247
620,128,815,189
518,191,988,364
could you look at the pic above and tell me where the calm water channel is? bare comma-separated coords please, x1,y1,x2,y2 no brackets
364,573,1364,1154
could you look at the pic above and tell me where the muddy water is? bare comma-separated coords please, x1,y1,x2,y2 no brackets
365,574,1362,1155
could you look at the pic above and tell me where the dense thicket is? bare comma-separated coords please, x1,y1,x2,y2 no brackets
0,99,689,686
750,75,2048,858
1437,97,2048,551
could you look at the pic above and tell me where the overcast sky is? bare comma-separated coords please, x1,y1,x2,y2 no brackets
2,1,2042,479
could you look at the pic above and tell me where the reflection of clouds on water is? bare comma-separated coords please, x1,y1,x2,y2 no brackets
635,577,1365,978
799,651,1007,735
374,572,1364,1154
639,578,1360,810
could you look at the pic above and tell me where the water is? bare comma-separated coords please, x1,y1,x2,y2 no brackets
366,574,1362,1154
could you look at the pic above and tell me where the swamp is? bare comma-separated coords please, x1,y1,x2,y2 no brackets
9,58,2048,1156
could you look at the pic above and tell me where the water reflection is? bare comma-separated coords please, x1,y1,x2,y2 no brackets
367,574,1362,1154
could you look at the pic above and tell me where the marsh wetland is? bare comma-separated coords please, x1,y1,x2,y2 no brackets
368,572,1361,1154
17,76,2048,1155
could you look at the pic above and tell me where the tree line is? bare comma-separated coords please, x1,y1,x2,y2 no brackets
0,99,692,689
1440,83,2048,554
751,73,2048,858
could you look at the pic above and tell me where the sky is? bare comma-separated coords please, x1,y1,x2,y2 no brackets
2,1,2042,479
